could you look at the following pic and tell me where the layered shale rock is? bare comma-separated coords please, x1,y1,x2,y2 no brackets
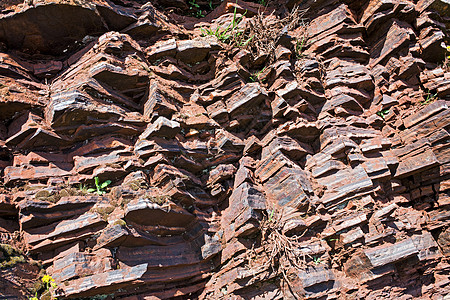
0,0,449,299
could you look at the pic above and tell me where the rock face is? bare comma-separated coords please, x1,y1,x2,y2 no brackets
0,0,449,299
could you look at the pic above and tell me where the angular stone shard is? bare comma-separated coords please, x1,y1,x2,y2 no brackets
226,83,268,116
139,116,181,140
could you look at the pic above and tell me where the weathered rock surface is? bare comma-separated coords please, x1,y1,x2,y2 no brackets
0,0,449,299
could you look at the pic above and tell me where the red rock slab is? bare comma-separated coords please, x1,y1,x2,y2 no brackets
73,150,133,174
263,136,313,161
398,109,450,144
134,138,182,159
364,232,441,268
144,79,178,118
139,116,181,140
12,151,68,166
369,20,415,67
124,197,195,227
325,63,374,91
307,4,356,40
52,250,113,282
18,196,102,229
0,194,16,216
322,212,367,237
264,166,312,209
318,165,374,208
4,164,72,184
403,100,448,128
394,149,439,178
58,263,148,298
23,212,105,245
416,0,450,15
116,241,206,268
0,3,108,55
222,182,266,227
68,136,133,159
207,164,236,186
225,83,268,116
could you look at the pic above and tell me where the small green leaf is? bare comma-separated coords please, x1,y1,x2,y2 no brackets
101,180,112,189
268,209,274,222
94,176,99,187
87,188,96,193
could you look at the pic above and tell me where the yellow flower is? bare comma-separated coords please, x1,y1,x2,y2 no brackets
30,297,38,300
42,275,54,284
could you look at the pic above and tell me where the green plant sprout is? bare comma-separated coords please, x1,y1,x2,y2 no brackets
268,209,274,222
421,91,437,106
313,257,322,265
376,109,389,119
189,0,204,18
87,177,111,195
201,5,252,47
249,66,267,82
295,36,307,59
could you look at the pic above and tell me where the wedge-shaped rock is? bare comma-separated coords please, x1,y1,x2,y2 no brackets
144,80,177,118
226,83,268,116
90,61,149,100
321,94,363,115
176,38,219,65
139,116,180,140
125,197,195,227
46,90,125,129
263,136,313,161
307,4,356,40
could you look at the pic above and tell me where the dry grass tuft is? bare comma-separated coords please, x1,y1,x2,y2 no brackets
243,207,316,299
241,6,308,63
